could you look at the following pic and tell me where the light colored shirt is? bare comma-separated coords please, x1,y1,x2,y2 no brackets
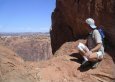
92,29,105,55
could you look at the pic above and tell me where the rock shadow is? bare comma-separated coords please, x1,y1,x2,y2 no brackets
70,53,83,64
70,53,92,72
106,47,115,64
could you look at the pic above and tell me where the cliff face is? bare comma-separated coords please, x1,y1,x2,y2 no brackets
50,0,115,54
1,41,115,82
0,35,52,61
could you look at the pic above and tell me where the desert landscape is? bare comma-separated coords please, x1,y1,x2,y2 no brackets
0,33,115,82
0,0,115,82
0,32,52,61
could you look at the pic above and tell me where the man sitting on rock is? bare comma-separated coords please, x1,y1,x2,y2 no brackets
77,18,105,68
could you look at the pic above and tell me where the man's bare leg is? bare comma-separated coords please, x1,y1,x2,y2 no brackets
77,43,91,61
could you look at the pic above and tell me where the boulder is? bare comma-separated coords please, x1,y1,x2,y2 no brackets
50,0,115,54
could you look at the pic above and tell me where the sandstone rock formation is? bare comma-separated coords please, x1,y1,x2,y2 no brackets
50,0,115,54
1,40,115,82
0,35,52,61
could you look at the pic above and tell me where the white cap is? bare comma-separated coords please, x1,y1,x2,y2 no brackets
85,18,97,29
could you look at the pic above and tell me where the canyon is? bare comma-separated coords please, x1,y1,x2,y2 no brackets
0,0,115,82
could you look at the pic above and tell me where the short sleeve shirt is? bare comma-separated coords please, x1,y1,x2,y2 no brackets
92,29,105,55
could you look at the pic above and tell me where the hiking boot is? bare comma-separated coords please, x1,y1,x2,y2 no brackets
80,61,91,68
91,61,99,69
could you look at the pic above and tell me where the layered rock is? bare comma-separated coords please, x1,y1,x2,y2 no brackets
50,0,115,54
1,40,115,82
0,35,52,61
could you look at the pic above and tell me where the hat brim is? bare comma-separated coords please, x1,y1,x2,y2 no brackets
90,24,97,29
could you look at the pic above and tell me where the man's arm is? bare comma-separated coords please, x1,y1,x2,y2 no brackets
91,30,102,52
90,43,102,52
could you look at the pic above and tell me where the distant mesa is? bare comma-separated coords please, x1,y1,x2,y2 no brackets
0,32,50,37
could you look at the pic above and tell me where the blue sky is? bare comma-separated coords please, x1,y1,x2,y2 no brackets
0,0,55,32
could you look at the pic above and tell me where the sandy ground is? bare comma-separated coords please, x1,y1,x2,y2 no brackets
0,40,115,82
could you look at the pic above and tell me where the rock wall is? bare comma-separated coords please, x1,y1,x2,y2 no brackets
50,0,115,54
15,40,52,61
0,35,52,61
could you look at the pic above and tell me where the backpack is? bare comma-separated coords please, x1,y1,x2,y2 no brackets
97,27,105,40
86,27,108,50
87,27,106,50
97,27,106,47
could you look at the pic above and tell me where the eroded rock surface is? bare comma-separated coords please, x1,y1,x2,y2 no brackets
0,35,52,61
0,40,115,82
50,0,115,54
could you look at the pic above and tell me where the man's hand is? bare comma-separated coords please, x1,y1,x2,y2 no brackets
85,51,92,57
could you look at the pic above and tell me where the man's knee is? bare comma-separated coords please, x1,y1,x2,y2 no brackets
88,53,103,61
88,53,98,61
77,43,87,51
97,51,104,60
